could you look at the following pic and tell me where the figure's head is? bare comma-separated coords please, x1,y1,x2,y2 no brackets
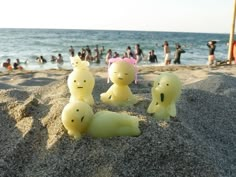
152,72,182,106
67,69,95,95
163,41,169,47
70,56,89,70
175,43,181,49
109,60,135,86
61,101,94,135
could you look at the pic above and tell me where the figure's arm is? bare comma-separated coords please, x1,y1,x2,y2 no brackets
147,87,158,113
100,85,114,101
180,49,186,53
68,130,82,139
207,43,211,48
168,103,176,117
147,100,157,113
127,88,137,103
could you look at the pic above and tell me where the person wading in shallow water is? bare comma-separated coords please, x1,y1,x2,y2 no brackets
207,40,216,65
2,58,11,68
134,44,144,63
174,43,185,64
163,41,171,65
148,50,158,63
69,46,75,57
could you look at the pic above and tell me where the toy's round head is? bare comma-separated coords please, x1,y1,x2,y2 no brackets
68,69,95,95
109,61,135,85
70,56,89,70
153,72,182,106
61,101,94,134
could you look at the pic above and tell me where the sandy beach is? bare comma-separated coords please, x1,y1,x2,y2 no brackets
0,64,236,177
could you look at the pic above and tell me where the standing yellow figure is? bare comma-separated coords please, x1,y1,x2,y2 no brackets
61,101,141,139
147,72,182,121
100,60,137,106
67,57,95,105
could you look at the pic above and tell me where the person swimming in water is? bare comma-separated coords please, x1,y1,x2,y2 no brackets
2,58,11,68
36,56,47,64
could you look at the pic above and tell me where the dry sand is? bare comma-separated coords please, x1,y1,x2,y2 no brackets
0,65,236,177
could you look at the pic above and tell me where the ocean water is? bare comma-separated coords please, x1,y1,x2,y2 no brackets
0,28,230,71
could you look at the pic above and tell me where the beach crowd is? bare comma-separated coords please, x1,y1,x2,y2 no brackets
1,40,221,71
68,42,187,66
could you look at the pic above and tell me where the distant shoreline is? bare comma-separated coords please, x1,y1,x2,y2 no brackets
1,63,235,76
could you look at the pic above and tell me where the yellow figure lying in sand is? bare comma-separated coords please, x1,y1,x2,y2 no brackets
67,57,95,105
61,101,94,139
147,72,182,121
100,60,137,106
61,101,141,139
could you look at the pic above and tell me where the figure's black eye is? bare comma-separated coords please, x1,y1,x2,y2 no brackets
74,80,76,82
76,109,79,112
156,102,158,105
166,84,169,86
81,116,85,122
158,83,160,85
76,62,78,64
84,80,86,82
71,119,74,122
125,73,128,75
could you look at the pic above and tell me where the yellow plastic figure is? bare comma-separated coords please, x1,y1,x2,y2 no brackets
147,72,182,121
70,56,90,70
61,101,94,139
87,111,140,138
67,63,95,106
100,60,137,106
61,101,141,139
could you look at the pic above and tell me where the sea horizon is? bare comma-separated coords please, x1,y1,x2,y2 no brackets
0,27,230,35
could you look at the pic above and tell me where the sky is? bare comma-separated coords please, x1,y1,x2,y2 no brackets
0,0,234,33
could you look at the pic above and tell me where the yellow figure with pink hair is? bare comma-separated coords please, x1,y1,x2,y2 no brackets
100,59,138,106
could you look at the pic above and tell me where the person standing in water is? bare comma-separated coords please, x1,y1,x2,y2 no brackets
126,46,134,58
148,50,158,63
56,53,64,64
69,46,75,57
134,44,144,63
207,40,216,65
105,49,113,64
163,41,171,65
174,43,185,64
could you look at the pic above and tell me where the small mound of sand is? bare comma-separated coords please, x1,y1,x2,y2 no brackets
0,67,236,177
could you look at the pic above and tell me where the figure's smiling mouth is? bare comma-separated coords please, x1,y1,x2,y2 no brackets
118,77,123,80
77,87,83,88
160,93,164,102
